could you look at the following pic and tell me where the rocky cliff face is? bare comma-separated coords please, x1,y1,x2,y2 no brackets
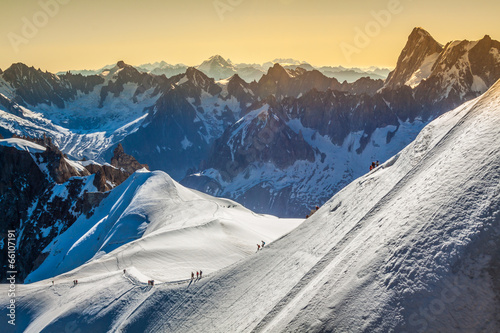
0,138,148,282
98,61,169,107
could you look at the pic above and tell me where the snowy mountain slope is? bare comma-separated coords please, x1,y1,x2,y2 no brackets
25,170,302,283
6,79,500,332
135,79,500,332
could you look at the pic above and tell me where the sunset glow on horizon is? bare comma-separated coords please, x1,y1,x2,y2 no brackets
1,0,498,72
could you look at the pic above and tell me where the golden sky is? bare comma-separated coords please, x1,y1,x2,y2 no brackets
1,0,498,72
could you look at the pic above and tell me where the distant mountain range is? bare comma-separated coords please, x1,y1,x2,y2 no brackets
1,27,499,220
56,56,391,83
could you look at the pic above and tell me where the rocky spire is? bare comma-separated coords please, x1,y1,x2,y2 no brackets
110,143,149,174
384,27,443,90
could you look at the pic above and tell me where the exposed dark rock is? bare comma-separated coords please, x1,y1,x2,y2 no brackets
110,143,149,174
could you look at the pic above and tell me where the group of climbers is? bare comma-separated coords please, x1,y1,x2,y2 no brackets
306,205,320,219
191,270,203,280
369,161,380,171
257,240,266,251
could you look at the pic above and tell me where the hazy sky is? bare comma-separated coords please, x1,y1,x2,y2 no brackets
1,0,498,72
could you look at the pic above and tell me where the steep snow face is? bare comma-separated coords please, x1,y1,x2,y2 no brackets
25,170,302,284
8,80,500,332
405,52,440,88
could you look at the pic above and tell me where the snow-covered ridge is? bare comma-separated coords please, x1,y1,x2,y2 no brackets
25,170,303,284
0,138,46,153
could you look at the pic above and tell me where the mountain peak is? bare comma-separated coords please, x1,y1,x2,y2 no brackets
5,62,34,75
203,55,231,67
409,27,434,40
384,28,443,90
268,63,289,76
210,54,225,61
185,66,204,77
197,55,236,80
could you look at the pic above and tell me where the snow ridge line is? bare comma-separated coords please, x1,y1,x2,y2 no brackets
250,97,483,332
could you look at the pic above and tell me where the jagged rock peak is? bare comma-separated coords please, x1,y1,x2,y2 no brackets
227,73,245,83
113,142,125,156
111,143,149,174
116,60,127,69
185,66,203,76
264,63,290,79
384,27,443,90
409,27,437,41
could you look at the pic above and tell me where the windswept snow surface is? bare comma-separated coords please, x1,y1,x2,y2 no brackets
0,138,46,153
4,81,500,332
